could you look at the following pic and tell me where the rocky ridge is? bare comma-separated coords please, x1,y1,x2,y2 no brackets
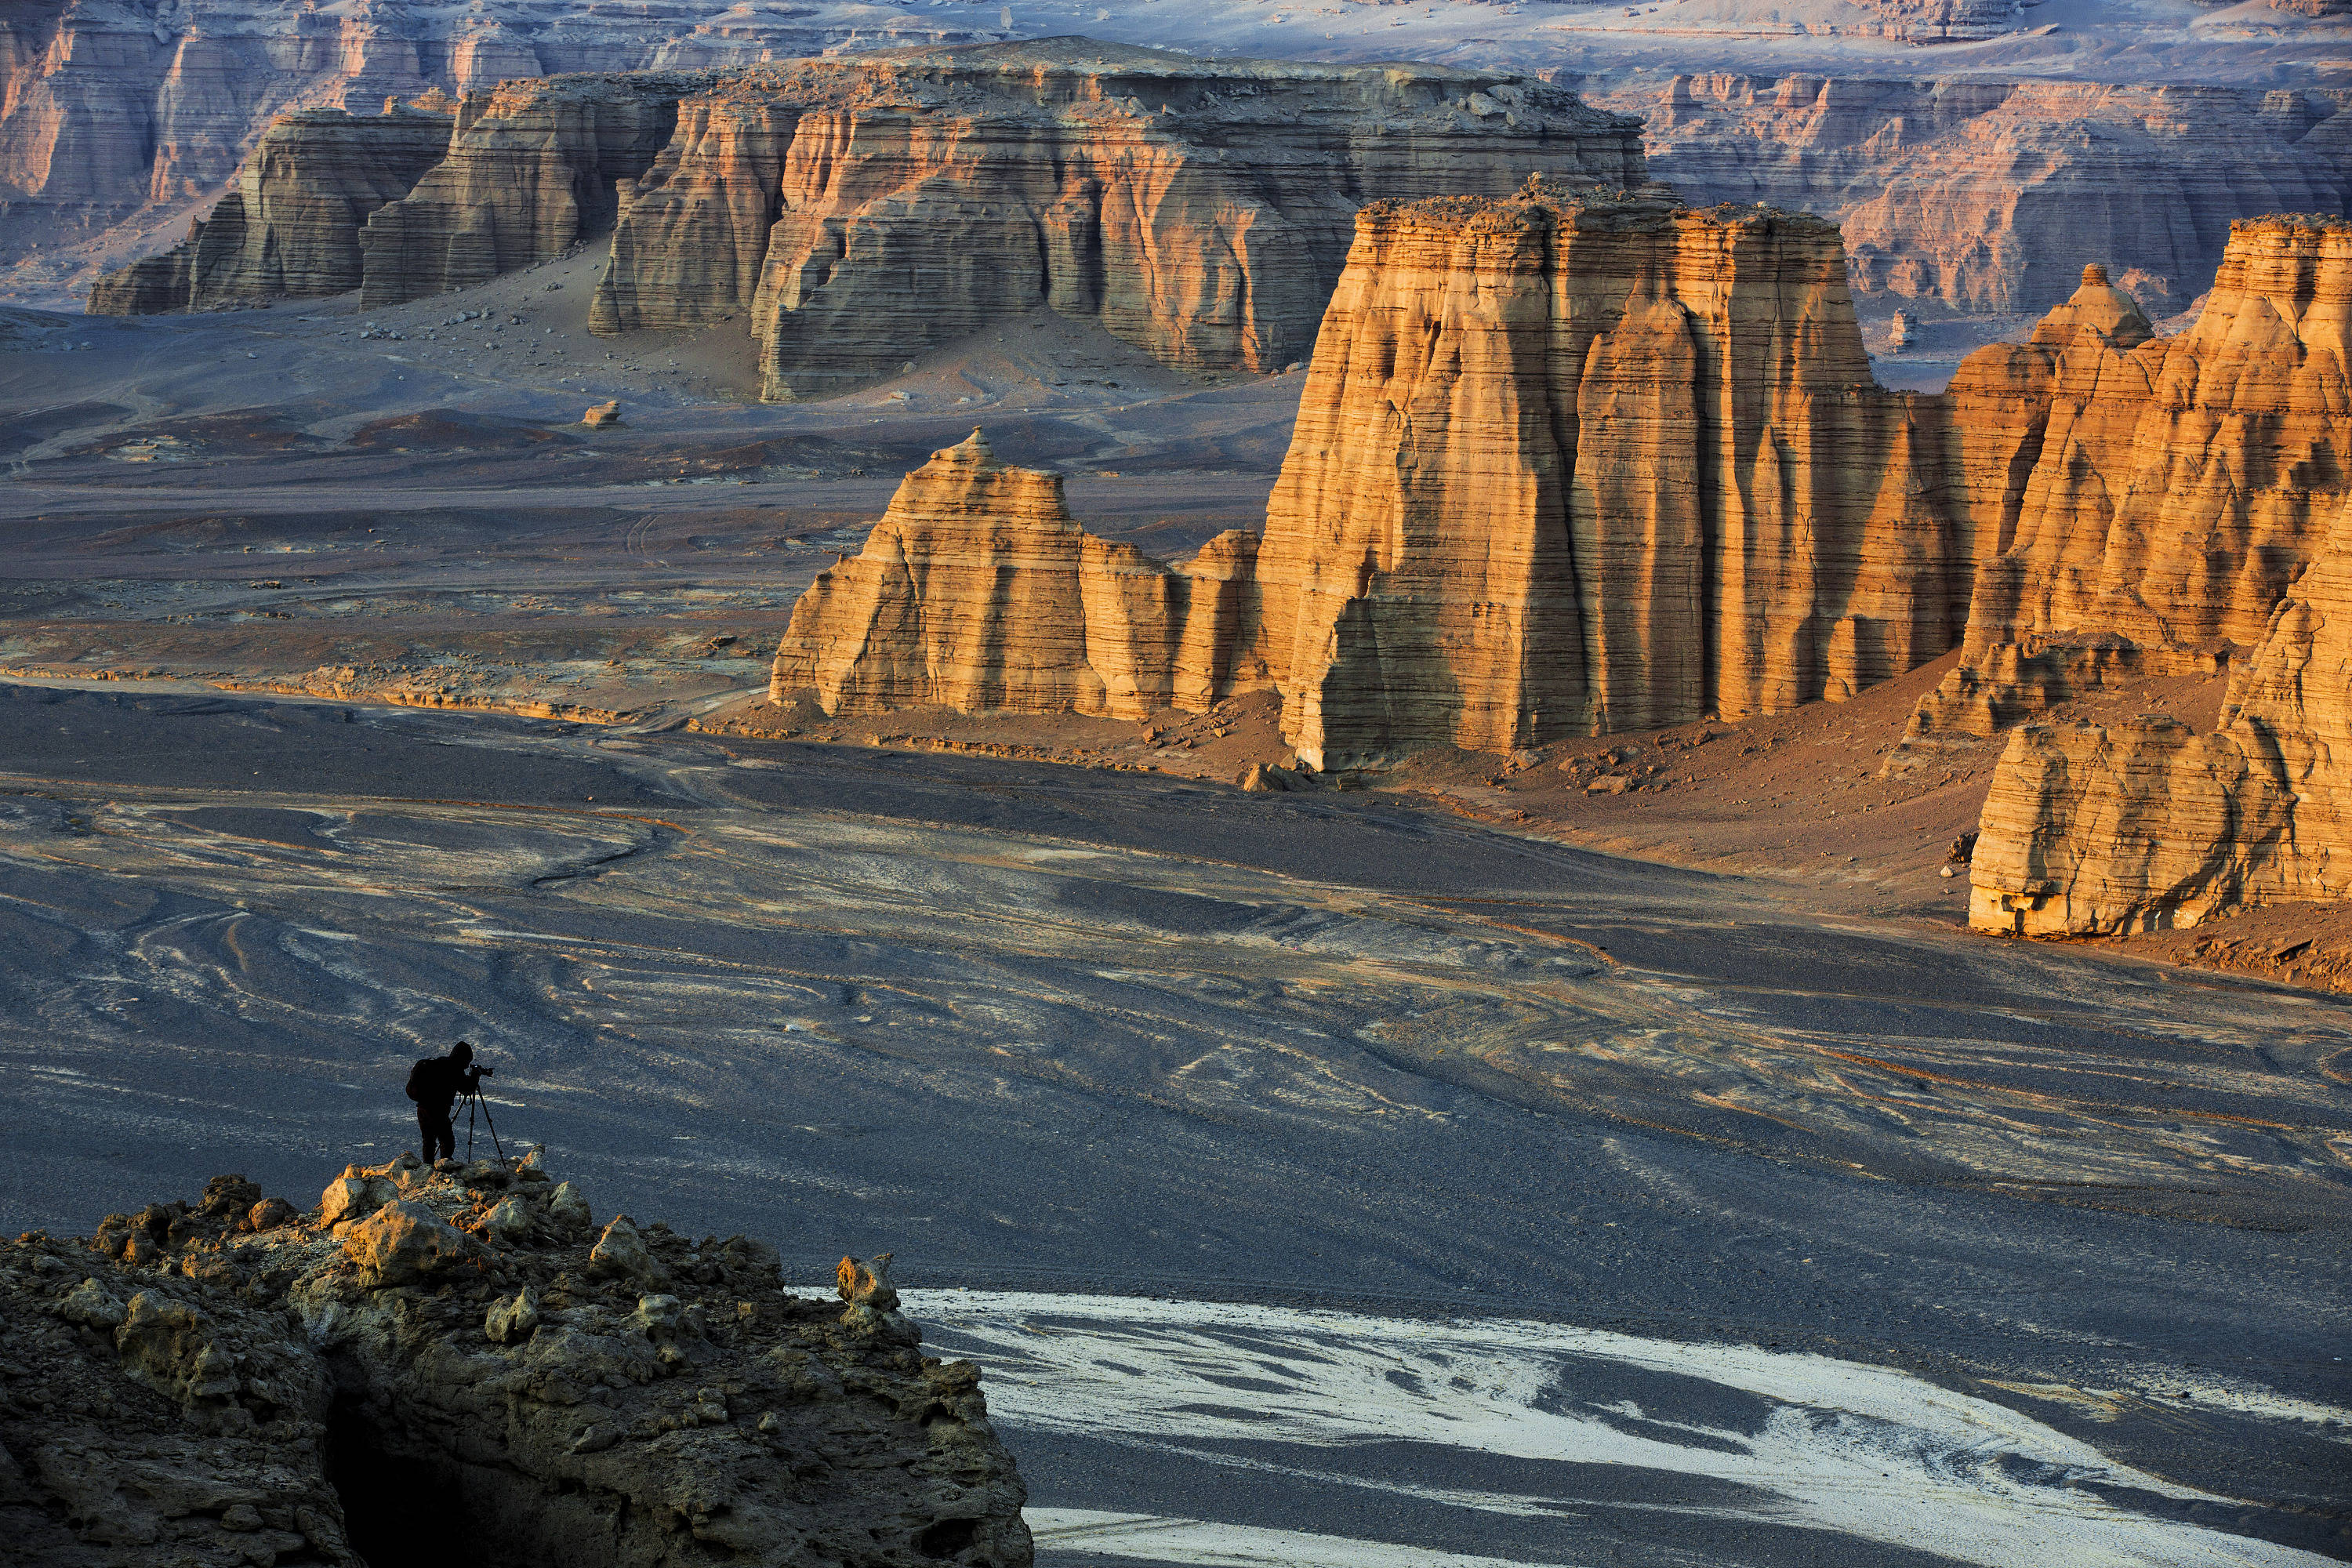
89,41,1653,396
0,1153,1031,1567
1582,73,2352,314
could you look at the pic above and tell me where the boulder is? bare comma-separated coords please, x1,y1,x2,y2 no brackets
836,1252,898,1312
343,1198,473,1287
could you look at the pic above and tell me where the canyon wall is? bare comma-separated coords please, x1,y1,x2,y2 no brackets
1955,216,2352,933
1577,74,2352,314
86,103,450,313
655,42,1651,398
773,185,1968,767
358,71,711,307
2,1152,1032,1568
0,0,994,266
1254,185,1959,768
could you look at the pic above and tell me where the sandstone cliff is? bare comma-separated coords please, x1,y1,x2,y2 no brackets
773,429,1207,721
1584,73,2352,314
1909,220,2352,744
637,42,1651,398
1972,488,2352,936
1254,184,1960,768
770,187,1969,767
358,71,711,309
1,1155,1031,1567
89,103,450,314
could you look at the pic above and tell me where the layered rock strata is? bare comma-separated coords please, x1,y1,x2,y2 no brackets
1956,218,2352,933
87,103,452,314
2,0,996,261
1911,221,2352,745
1253,186,1959,768
1,1155,1031,1567
773,429,1254,722
775,187,1967,767
1584,73,2352,314
1972,491,2352,935
358,71,711,308
629,42,1650,397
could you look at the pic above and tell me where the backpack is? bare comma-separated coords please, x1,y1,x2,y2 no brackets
405,1058,432,1102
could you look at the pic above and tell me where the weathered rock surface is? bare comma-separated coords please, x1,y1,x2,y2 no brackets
1972,490,2352,935
1910,220,2352,749
88,103,451,314
773,429,1200,721
2,0,996,264
1254,182,1961,768
772,185,1968,768
2,1154,1031,1567
358,71,710,309
669,42,1650,397
1584,74,2352,314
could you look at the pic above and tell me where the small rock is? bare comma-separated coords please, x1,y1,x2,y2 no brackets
547,1181,593,1229
589,1216,663,1284
630,1294,684,1341
485,1286,541,1345
481,1194,532,1240
1585,775,1631,795
55,1277,125,1330
837,1253,898,1312
200,1175,263,1218
220,1503,263,1533
344,1200,472,1288
582,399,622,427
246,1198,297,1232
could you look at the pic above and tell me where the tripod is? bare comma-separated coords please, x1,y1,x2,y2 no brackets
461,1082,506,1163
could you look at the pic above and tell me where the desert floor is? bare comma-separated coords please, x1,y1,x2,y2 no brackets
3,289,2347,1565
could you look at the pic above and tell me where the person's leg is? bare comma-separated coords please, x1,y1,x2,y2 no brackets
416,1104,436,1161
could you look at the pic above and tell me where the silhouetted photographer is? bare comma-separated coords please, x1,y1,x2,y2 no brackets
405,1040,495,1163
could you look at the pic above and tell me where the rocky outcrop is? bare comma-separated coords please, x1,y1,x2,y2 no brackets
772,187,1969,765
358,71,710,308
1254,184,1962,768
88,103,451,314
1581,74,2352,314
654,42,1651,398
1972,491,2352,935
1910,220,2352,743
1951,218,2352,932
1,0,997,267
774,429,1211,721
2,1154,1031,1567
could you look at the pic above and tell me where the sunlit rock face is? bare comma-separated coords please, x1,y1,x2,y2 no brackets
1595,73,2352,314
1955,219,2352,935
0,1154,1033,1568
86,103,451,314
1256,184,1962,769
1914,220,2352,744
773,430,1205,723
702,42,1649,398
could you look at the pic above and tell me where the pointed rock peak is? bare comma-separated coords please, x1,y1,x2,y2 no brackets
2028,259,2154,351
935,428,998,468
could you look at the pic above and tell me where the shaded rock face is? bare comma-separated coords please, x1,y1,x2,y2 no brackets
774,429,1231,722
0,0,990,262
2,1154,1031,1568
1590,74,2352,314
1255,186,1960,768
670,41,1650,398
359,71,710,309
88,105,452,314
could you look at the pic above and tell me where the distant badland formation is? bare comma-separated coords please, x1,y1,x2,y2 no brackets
52,39,2352,965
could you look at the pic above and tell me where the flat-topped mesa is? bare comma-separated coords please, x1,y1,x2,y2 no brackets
355,71,722,309
1257,183,1962,769
88,106,454,314
773,430,1242,720
590,40,1650,397
1908,215,2352,743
